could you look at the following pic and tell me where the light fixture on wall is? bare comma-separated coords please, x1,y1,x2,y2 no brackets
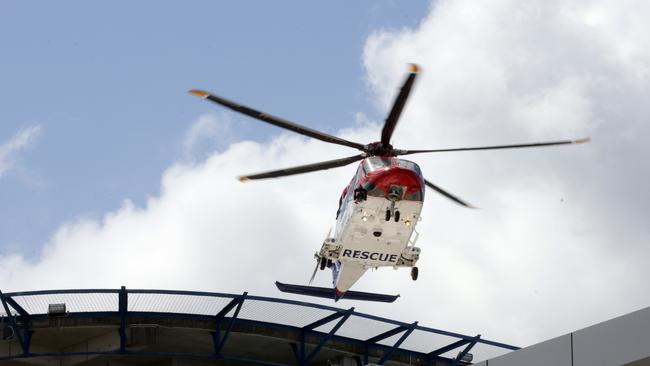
48,303,67,317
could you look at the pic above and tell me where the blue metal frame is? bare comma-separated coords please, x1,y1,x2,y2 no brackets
118,286,127,352
452,334,481,366
366,324,410,344
0,287,519,365
213,292,247,356
301,307,354,365
428,338,471,358
376,321,418,365
0,290,31,356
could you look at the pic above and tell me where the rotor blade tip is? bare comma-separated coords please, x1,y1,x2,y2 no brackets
575,137,590,144
238,176,250,183
409,63,420,74
188,89,209,98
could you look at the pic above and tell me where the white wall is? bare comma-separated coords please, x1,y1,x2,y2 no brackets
478,307,649,366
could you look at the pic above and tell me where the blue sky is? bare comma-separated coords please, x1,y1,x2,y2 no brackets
1,1,428,254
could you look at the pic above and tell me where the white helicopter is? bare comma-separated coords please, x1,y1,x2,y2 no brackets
190,64,588,302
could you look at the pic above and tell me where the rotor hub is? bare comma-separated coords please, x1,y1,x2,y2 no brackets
366,142,396,157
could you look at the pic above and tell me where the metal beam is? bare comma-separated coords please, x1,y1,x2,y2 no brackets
289,342,300,363
300,328,306,362
0,291,30,355
3,297,28,318
428,338,471,357
363,344,369,365
298,307,351,360
215,293,247,320
213,294,245,350
377,321,418,365
303,310,348,330
214,292,247,356
118,286,127,352
452,334,480,366
302,307,354,365
366,325,408,344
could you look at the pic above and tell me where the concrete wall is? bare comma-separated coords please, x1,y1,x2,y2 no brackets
476,307,650,366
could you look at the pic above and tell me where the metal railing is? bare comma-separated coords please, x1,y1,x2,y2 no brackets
0,287,519,365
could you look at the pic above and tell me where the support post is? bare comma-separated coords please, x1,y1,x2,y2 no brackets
3,297,28,318
299,329,305,362
300,308,351,363
301,307,354,366
363,344,369,365
118,286,128,352
0,291,30,356
213,292,247,357
452,334,480,366
289,342,300,363
377,321,418,365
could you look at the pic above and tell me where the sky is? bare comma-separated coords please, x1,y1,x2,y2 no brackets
1,0,649,359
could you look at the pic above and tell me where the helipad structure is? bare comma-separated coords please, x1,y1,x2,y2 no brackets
1,287,518,365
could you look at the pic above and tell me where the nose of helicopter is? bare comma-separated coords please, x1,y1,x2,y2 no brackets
367,167,424,201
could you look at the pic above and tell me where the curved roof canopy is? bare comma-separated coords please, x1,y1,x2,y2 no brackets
1,287,518,365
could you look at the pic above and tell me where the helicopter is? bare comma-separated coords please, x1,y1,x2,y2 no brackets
189,64,588,302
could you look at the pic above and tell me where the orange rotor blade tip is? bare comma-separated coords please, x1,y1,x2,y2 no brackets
409,63,420,73
188,89,210,98
575,137,591,144
238,176,250,182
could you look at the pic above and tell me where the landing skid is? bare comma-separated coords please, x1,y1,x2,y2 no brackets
275,282,400,303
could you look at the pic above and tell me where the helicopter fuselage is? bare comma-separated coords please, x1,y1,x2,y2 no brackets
319,156,425,299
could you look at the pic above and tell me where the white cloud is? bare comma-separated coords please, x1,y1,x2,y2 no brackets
0,125,42,178
182,113,232,158
361,0,650,346
1,0,649,358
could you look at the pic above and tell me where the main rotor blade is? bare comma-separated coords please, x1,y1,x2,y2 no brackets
424,179,476,208
381,64,420,146
398,138,590,155
239,154,366,181
189,90,366,151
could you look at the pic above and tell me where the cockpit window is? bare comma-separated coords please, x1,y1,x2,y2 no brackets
394,159,422,175
363,157,422,175
364,157,392,172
